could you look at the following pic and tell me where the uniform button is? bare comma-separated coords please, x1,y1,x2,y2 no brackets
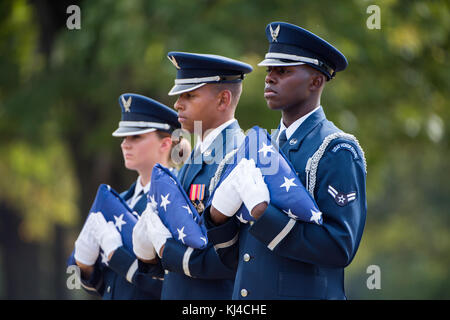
249,221,254,226
240,289,248,297
243,253,250,262
107,286,111,293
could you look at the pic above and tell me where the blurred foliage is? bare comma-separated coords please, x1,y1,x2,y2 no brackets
0,0,448,298
0,140,79,242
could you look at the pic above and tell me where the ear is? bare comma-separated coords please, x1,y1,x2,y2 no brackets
309,71,325,92
217,90,232,111
159,136,173,153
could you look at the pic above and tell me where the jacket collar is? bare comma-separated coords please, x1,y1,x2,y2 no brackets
275,106,326,153
181,120,243,191
121,182,136,201
119,181,148,214
132,193,148,215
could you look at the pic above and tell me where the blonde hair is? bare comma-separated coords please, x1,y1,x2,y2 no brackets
155,131,191,168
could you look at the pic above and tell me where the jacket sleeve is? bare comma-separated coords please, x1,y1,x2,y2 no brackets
249,140,367,268
107,246,164,293
160,209,240,280
202,207,241,271
79,259,104,296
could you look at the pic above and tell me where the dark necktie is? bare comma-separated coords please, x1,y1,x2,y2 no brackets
278,130,287,148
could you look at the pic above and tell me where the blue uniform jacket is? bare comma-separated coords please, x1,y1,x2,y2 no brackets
205,107,367,299
160,120,245,300
80,182,164,300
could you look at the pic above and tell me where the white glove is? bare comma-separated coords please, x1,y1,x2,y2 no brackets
92,212,123,259
74,213,100,266
132,205,157,260
211,162,244,217
146,209,172,258
233,158,270,215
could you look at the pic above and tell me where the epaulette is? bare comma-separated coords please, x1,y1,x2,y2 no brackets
305,132,367,199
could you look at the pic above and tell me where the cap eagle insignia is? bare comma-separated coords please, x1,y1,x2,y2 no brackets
121,95,132,112
168,55,181,69
270,24,280,42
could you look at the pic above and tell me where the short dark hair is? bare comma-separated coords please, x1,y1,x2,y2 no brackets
210,82,242,108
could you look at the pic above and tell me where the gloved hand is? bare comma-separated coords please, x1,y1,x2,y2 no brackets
92,212,123,260
233,158,270,216
211,162,244,217
132,204,157,261
146,208,172,258
74,213,100,266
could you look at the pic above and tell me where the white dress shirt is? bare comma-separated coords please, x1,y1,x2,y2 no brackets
277,106,321,143
195,118,237,154
128,176,150,208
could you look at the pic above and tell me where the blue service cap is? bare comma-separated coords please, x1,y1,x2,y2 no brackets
112,93,180,137
258,22,348,80
167,52,253,95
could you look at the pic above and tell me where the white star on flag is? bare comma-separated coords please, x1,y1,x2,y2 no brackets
182,205,193,215
101,251,109,266
280,176,297,192
160,193,171,211
283,208,298,220
169,176,177,185
177,226,187,244
200,237,207,245
149,194,157,208
258,143,275,157
310,209,322,225
114,214,127,231
236,213,248,224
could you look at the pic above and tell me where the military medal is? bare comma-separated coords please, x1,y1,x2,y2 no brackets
196,201,205,214
189,184,206,214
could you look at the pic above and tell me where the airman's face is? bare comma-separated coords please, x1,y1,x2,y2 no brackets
173,85,218,134
263,65,313,111
120,131,163,173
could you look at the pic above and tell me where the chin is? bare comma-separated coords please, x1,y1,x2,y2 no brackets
124,161,136,171
266,100,284,111
181,124,194,134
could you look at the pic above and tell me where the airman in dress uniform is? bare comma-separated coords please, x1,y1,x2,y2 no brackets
133,52,253,299
74,93,184,299
207,22,367,299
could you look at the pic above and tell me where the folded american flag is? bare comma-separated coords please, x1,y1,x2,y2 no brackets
67,184,138,266
148,164,208,249
208,126,323,225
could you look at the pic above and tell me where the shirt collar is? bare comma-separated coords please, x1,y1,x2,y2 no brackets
278,106,321,141
134,176,150,196
196,118,236,154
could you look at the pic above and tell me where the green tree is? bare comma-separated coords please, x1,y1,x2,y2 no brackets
0,0,448,299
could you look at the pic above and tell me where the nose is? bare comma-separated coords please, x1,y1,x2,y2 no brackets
265,69,277,85
174,97,184,111
121,137,131,149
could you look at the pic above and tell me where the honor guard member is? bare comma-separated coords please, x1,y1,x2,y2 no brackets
135,52,252,299
74,93,185,299
208,22,367,299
